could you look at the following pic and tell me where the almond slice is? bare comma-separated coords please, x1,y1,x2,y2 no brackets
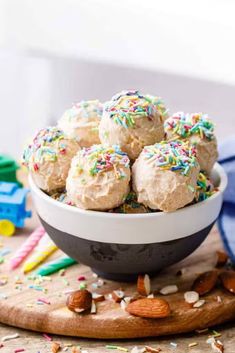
216,251,228,267
193,299,205,308
126,298,170,319
184,291,199,304
120,296,132,310
112,290,125,303
137,274,151,296
160,285,178,295
207,337,224,353
192,271,218,295
90,300,97,314
92,293,105,303
220,271,235,294
212,341,224,353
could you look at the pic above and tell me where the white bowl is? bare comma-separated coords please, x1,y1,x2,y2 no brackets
29,163,227,281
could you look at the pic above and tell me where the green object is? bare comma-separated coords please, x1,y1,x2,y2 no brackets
0,155,22,186
79,282,87,290
35,256,77,276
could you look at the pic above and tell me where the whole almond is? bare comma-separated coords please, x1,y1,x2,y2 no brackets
216,251,228,267
192,271,218,295
126,297,170,319
137,274,151,296
66,289,92,313
220,271,235,294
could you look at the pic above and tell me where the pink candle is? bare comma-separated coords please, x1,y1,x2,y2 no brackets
9,226,45,270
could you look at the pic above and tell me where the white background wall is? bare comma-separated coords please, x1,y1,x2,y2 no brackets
0,0,235,157
2,0,235,85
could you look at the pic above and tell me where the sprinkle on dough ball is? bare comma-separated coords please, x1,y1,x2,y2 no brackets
132,140,200,212
99,90,165,160
145,94,169,121
164,112,218,174
66,144,131,211
58,100,103,147
22,127,80,192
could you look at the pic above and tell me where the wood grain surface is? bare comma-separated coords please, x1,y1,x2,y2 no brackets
0,214,235,340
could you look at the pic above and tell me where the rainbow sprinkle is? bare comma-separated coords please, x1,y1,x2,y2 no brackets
143,140,197,176
64,100,103,121
104,90,160,128
77,145,130,178
22,127,68,171
195,172,216,202
164,112,215,140
146,94,169,119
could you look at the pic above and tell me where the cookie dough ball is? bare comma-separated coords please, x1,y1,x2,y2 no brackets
66,145,130,210
112,191,151,214
132,140,200,212
99,90,165,160
145,94,169,121
164,112,218,174
58,100,103,147
22,127,80,192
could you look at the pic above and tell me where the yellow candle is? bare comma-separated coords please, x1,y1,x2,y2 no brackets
23,234,58,273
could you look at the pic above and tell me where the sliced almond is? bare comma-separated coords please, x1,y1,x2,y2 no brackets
216,251,228,267
220,271,235,294
90,300,97,314
193,299,205,308
192,271,218,295
126,298,170,319
120,296,132,310
160,285,178,295
112,290,125,303
184,291,199,304
92,293,105,303
137,274,151,296
212,341,224,353
207,337,224,353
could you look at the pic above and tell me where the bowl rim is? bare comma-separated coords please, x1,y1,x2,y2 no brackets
28,162,227,219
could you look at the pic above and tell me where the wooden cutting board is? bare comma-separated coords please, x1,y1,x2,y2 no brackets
0,223,235,339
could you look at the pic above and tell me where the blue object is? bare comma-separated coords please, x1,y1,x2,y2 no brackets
0,182,31,228
217,135,235,263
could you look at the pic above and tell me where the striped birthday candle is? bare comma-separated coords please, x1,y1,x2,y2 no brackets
23,233,58,273
9,226,45,270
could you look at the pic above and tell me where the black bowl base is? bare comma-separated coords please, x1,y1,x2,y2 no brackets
39,217,214,282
